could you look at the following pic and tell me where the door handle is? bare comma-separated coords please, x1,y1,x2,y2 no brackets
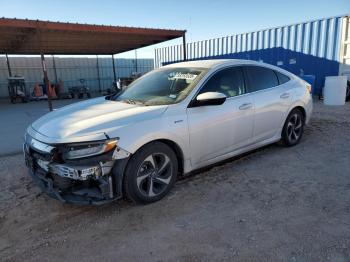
280,93,290,99
239,103,252,110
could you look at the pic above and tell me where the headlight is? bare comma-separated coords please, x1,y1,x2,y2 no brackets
64,139,117,159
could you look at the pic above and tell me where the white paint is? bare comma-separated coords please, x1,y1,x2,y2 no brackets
323,76,347,105
27,59,313,174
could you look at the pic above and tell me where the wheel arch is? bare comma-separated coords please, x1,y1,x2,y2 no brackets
155,139,184,175
278,103,308,134
292,106,306,122
126,138,185,176
284,102,308,124
280,105,306,147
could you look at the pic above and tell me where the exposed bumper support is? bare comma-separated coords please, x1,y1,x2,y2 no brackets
25,144,131,205
28,169,117,205
36,158,113,181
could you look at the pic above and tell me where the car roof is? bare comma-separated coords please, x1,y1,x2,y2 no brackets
163,59,262,69
162,59,296,79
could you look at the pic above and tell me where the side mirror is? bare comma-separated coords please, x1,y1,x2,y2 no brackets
189,92,227,107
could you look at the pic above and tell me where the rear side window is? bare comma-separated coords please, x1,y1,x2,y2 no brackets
275,71,291,85
199,67,246,97
243,66,279,92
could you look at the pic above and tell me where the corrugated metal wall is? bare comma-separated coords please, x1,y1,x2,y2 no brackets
339,16,350,78
155,15,346,94
0,57,154,98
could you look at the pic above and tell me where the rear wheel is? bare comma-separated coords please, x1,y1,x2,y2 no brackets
281,108,305,147
123,142,178,204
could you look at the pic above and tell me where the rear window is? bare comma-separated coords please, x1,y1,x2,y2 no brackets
244,66,279,92
275,71,291,85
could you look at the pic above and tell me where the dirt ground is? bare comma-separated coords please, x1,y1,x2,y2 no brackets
0,101,350,262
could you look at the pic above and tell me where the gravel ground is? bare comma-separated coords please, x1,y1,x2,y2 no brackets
0,101,349,262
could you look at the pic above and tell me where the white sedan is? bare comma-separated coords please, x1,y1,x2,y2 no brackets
24,59,312,205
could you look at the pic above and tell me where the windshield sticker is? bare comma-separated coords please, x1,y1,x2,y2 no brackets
169,72,198,81
169,94,177,99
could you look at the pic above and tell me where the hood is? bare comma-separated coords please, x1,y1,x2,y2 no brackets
30,97,168,144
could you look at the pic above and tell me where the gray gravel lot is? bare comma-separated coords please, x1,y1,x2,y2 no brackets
0,101,350,261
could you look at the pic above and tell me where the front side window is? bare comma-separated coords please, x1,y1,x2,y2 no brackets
244,66,279,92
198,67,246,98
113,67,207,105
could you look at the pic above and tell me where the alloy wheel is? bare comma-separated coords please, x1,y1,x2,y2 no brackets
287,113,303,143
136,153,173,197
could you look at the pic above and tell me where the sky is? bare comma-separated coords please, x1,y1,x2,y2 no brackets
1,0,349,59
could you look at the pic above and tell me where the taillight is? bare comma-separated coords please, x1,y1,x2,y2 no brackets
306,84,312,94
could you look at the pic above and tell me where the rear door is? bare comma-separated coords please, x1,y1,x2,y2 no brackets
187,66,254,166
243,66,293,142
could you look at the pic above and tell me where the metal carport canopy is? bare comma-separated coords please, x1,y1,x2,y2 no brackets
0,18,186,111
0,17,186,55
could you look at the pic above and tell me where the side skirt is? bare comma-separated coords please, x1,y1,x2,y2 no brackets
188,136,281,173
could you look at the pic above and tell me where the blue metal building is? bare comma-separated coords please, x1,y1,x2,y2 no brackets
155,15,350,95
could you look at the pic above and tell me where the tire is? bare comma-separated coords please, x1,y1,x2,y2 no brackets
281,108,305,147
346,81,350,102
123,142,178,204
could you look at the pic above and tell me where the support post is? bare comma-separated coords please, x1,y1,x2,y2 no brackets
52,55,58,83
182,34,187,61
41,53,53,111
112,54,117,83
5,54,12,77
96,55,101,93
134,50,138,73
154,49,158,69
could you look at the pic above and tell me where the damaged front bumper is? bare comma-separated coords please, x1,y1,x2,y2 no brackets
24,137,130,205
27,168,116,205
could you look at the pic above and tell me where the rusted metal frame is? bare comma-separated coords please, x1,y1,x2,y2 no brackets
0,38,163,45
36,26,53,111
52,55,58,83
0,32,177,43
0,42,165,55
0,37,173,46
12,41,155,48
182,34,187,61
0,30,186,56
5,54,12,77
5,28,37,53
96,55,102,93
0,18,186,37
41,53,53,111
112,54,117,83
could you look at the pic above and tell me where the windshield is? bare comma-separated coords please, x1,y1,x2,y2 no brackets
112,67,207,106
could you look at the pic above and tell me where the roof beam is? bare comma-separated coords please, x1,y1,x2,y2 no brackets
0,18,185,55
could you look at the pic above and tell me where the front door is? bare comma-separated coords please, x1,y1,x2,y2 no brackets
186,66,254,166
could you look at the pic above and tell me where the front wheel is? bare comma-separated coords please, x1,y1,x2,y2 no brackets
281,108,305,147
123,142,178,204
